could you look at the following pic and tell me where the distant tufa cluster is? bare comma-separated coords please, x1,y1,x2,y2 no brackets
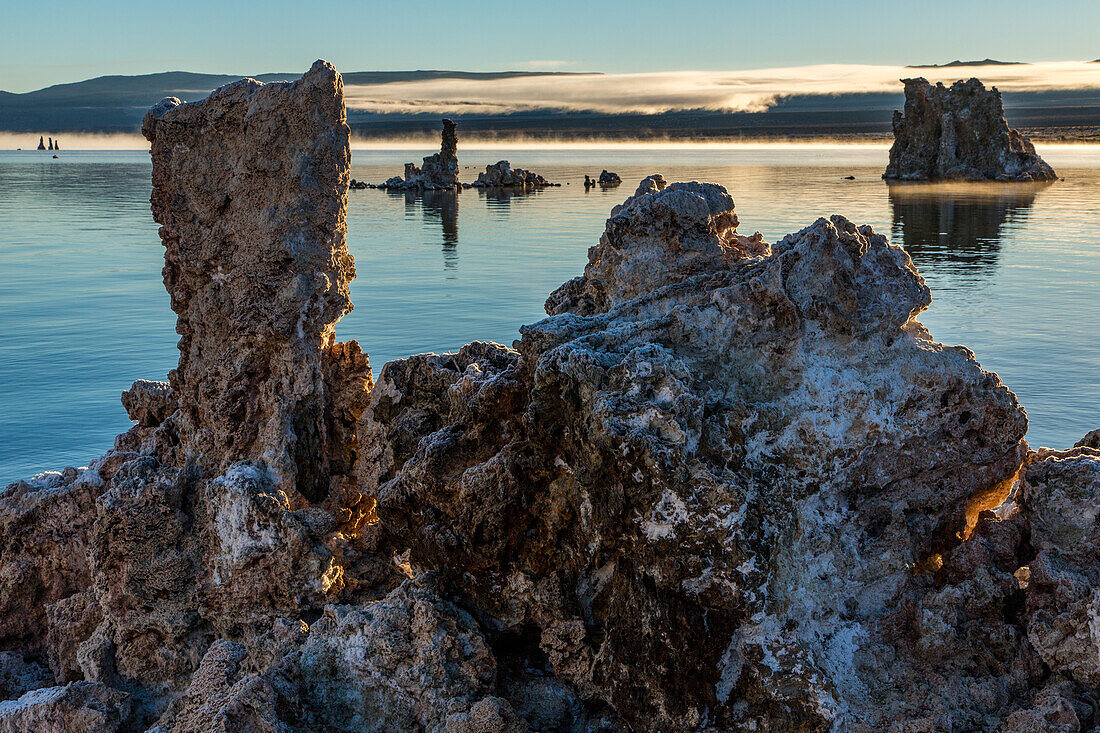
349,118,561,192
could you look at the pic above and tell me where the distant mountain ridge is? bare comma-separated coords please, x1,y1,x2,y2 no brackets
2,65,1099,140
907,58,1027,68
0,70,587,133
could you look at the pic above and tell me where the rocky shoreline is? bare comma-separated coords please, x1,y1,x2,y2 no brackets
2,61,1099,733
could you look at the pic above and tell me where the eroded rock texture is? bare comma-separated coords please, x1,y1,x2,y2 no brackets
546,175,768,315
884,77,1057,181
0,62,406,730
419,118,460,190
363,178,1044,728
5,61,1100,733
141,59,365,502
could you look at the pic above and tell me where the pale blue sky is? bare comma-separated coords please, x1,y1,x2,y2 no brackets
1,0,1097,92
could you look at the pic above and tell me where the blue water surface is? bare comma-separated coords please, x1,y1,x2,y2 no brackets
1,145,1097,482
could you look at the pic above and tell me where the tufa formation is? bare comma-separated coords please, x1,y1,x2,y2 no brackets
376,120,555,190
884,77,1058,182
2,62,1099,733
379,119,462,191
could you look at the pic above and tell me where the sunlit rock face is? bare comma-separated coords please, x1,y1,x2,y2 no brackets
884,77,1057,182
546,174,768,315
361,177,1032,729
141,60,364,502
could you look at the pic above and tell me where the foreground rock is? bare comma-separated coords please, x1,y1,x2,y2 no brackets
0,682,129,733
4,62,1100,733
472,160,556,188
364,174,1042,729
884,77,1057,181
0,61,401,730
142,61,365,501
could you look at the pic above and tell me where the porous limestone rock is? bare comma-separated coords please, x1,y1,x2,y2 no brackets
545,174,768,315
0,62,398,731
419,119,459,190
141,59,364,502
120,379,174,427
273,574,528,733
0,653,53,700
148,640,288,733
884,77,1057,181
9,60,1100,733
0,682,130,733
472,160,554,188
0,469,102,653
1020,444,1100,687
362,178,1033,729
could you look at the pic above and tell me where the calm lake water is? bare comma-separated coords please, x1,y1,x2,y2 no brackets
1,146,1098,483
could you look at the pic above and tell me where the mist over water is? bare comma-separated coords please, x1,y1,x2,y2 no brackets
1,146,1098,483
340,62,1100,115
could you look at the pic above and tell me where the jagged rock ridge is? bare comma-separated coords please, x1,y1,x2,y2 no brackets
884,77,1057,182
1,62,1098,733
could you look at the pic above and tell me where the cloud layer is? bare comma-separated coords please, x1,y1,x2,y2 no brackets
343,61,1100,115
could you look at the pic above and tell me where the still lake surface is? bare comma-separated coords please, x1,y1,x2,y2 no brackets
1,145,1098,483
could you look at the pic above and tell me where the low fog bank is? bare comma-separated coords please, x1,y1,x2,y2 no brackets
343,62,1100,115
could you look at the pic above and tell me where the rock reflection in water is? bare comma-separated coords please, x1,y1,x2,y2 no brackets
478,185,547,209
390,189,459,269
889,181,1049,276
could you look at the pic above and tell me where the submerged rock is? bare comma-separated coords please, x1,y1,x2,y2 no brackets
5,61,1100,733
884,77,1057,181
597,169,621,186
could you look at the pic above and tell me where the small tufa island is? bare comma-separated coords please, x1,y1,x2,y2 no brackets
362,118,558,191
884,77,1057,182
1,61,1099,733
